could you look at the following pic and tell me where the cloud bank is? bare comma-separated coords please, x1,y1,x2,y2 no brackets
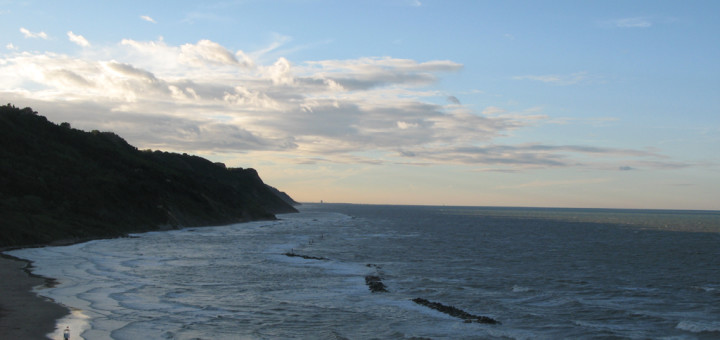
0,37,664,171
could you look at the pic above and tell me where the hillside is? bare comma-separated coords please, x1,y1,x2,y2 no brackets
0,104,298,248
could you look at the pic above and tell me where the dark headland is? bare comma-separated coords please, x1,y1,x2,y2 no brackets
0,103,298,248
0,103,299,338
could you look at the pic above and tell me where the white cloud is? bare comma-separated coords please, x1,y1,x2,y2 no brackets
140,15,157,24
397,121,418,129
67,31,90,47
266,57,293,85
179,39,248,66
20,27,48,39
6,43,17,50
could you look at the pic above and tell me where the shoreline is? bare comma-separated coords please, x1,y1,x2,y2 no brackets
0,254,69,339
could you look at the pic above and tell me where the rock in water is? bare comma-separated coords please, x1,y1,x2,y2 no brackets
283,252,328,261
365,275,389,292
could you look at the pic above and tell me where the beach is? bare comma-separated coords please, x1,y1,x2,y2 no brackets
0,254,69,340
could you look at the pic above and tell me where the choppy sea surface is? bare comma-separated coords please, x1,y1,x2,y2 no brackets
8,204,720,339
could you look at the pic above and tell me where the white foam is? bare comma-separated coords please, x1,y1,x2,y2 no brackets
676,320,720,333
512,285,532,293
47,309,90,340
691,285,718,293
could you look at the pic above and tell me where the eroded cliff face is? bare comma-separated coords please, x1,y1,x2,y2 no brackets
0,104,298,248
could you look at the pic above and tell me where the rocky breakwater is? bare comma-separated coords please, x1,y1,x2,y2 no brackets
412,298,500,324
276,243,500,326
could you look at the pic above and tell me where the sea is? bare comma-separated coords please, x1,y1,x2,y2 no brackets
7,204,720,340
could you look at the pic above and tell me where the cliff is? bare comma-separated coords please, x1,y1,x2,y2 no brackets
0,104,298,248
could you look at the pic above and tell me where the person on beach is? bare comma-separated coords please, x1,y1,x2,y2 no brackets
63,326,70,339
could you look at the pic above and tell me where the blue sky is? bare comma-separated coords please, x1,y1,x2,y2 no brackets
1,0,718,210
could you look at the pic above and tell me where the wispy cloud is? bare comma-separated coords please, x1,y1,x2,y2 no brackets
19,27,48,39
612,17,652,28
497,177,611,189
394,144,661,170
67,31,90,47
482,106,506,115
513,72,589,85
140,15,157,24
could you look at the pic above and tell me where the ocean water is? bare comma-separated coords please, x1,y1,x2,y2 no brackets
8,204,720,339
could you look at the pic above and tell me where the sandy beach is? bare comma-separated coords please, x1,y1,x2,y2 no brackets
0,254,69,340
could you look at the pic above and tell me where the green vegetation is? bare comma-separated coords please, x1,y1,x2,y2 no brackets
0,104,298,248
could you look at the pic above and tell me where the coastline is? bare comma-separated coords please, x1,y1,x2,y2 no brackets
0,254,69,340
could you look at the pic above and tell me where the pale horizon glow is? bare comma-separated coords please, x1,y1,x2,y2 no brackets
1,1,718,210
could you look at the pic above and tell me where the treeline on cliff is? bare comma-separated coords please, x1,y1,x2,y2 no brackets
0,104,298,248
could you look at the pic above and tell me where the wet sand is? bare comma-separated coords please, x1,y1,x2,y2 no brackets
0,254,69,339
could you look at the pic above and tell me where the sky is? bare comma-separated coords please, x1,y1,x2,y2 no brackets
1,0,718,210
